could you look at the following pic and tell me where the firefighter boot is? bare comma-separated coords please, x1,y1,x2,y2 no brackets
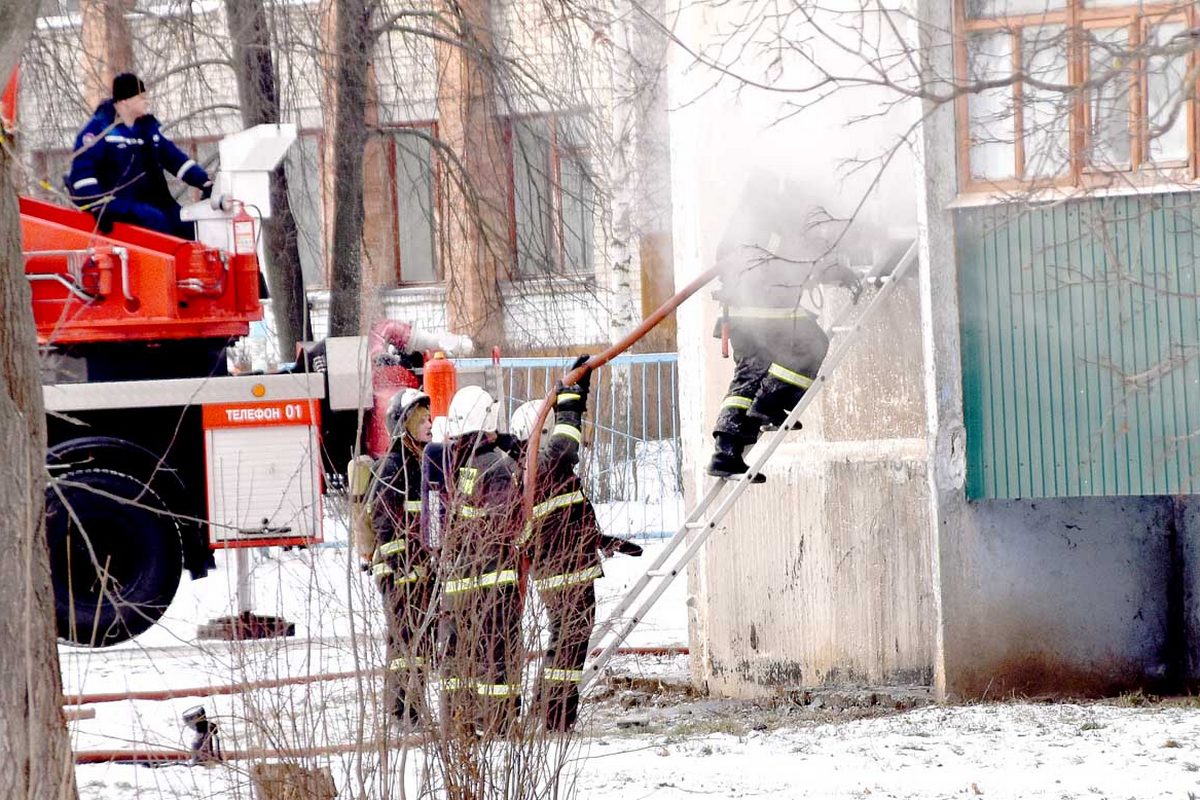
706,433,766,483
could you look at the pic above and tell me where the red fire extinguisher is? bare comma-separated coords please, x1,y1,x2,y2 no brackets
231,203,260,312
233,203,256,255
424,353,457,420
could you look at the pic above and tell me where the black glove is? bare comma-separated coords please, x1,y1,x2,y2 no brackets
600,534,643,558
199,181,213,201
555,354,592,415
568,354,592,395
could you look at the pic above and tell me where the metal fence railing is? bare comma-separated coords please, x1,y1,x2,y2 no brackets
454,353,683,540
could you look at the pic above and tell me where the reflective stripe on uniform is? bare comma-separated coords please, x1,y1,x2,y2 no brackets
543,668,584,683
442,677,475,692
767,363,814,389
404,500,423,513
552,423,582,443
459,505,487,519
556,392,581,404
443,569,519,595
533,564,603,592
727,306,810,320
458,467,479,495
72,177,99,190
721,395,752,411
389,656,426,671
373,563,426,584
518,490,587,546
533,491,585,519
175,158,197,179
476,683,520,697
393,567,427,586
376,539,406,558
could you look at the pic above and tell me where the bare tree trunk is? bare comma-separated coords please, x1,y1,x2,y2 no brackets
79,0,135,110
226,0,312,359
435,0,508,346
0,7,79,798
324,0,372,337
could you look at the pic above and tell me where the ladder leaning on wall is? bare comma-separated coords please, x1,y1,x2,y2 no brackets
581,241,921,691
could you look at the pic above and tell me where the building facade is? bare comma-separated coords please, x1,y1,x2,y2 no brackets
670,0,1200,698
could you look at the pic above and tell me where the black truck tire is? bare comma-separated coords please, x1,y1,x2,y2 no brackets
47,467,183,647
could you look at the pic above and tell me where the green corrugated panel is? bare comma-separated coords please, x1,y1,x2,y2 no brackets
958,193,1200,499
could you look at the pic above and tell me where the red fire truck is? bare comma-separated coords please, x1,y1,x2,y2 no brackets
24,125,452,646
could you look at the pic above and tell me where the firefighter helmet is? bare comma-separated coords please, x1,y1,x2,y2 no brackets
385,387,430,440
509,400,554,442
446,385,499,438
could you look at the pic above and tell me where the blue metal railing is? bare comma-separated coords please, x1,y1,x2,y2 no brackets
455,352,682,540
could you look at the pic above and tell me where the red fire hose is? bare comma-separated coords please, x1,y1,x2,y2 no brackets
65,647,689,707
74,739,420,765
521,266,719,519
64,668,380,707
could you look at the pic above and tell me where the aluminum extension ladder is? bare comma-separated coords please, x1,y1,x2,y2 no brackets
581,242,920,691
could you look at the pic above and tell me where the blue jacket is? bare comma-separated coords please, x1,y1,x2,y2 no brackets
67,100,209,212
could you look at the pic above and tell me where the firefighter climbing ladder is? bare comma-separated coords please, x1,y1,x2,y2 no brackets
581,242,920,691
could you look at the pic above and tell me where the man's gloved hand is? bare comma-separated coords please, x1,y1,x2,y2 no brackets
200,181,213,201
555,354,592,415
569,354,592,395
600,534,644,558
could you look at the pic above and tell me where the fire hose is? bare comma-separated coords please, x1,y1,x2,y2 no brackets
66,647,689,708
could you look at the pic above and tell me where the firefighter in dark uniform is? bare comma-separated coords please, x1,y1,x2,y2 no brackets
422,386,523,737
67,72,212,238
366,388,436,729
707,173,861,481
510,356,643,732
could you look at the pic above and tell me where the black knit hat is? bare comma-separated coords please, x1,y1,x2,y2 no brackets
112,72,145,103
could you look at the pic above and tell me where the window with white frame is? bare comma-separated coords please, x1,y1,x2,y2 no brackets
957,0,1193,191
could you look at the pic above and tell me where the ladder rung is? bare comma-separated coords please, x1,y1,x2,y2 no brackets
684,520,711,529
646,569,672,578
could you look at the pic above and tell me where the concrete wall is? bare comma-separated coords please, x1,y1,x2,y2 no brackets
684,278,937,696
939,498,1175,697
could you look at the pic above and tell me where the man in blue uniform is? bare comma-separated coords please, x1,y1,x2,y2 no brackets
67,72,212,238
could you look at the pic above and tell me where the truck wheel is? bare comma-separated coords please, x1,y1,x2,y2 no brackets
46,468,183,646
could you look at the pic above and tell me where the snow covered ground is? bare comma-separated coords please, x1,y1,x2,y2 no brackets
61,540,1200,799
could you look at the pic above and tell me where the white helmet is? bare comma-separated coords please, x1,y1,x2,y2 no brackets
509,400,554,442
446,385,499,438
385,387,430,439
